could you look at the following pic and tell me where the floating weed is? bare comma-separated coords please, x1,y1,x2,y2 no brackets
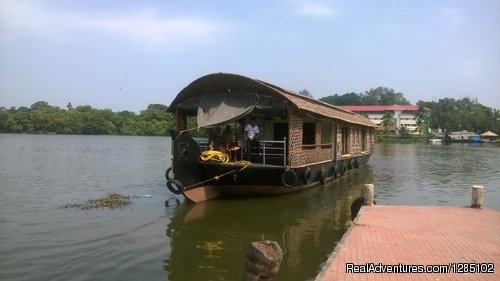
64,193,132,210
196,240,225,259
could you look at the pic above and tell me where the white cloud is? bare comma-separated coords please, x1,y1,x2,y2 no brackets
294,0,336,17
0,1,228,48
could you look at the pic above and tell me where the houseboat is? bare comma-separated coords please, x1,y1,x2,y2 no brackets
165,73,375,202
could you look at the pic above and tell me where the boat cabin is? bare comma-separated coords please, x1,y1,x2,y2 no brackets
168,73,375,168
166,73,375,202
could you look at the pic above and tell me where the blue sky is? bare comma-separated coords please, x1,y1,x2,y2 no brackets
1,0,499,112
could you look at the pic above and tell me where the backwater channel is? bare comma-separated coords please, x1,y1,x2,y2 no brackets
1,134,498,280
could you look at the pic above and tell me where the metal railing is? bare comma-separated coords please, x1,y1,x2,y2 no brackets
196,137,287,166
259,138,287,166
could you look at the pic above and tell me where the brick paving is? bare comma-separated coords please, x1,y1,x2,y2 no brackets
316,205,500,280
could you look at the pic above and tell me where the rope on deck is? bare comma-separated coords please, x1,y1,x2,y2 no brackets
200,148,230,163
184,160,252,189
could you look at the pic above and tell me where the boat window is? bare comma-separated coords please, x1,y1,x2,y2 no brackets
342,127,349,154
321,120,332,144
302,123,316,145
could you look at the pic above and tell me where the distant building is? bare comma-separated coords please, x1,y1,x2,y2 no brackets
449,130,480,142
337,105,429,133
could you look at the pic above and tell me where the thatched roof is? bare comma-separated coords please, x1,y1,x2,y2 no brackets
481,131,498,137
168,73,375,127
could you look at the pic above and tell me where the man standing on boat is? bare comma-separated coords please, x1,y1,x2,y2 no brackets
245,117,260,159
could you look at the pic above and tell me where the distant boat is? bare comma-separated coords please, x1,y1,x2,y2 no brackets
429,138,442,143
164,73,376,202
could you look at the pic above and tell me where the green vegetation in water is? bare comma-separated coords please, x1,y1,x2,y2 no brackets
64,193,132,210
375,132,429,144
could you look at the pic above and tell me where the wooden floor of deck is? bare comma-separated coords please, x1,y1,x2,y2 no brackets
316,205,500,280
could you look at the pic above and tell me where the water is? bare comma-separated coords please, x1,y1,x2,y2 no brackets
0,135,498,281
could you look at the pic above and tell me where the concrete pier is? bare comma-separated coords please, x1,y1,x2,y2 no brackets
316,205,500,280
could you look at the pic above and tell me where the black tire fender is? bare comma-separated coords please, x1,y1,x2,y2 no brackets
166,179,185,195
333,162,339,178
165,167,175,181
328,163,336,178
319,169,327,185
340,162,346,175
303,167,312,184
354,159,360,169
281,169,298,188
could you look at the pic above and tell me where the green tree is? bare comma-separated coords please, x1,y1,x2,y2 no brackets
362,87,411,105
319,92,362,105
419,98,500,133
398,125,411,138
414,104,430,135
381,111,396,133
298,89,313,98
321,87,411,106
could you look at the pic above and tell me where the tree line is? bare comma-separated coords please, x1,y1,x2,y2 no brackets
0,101,200,136
319,87,411,106
1,89,499,136
417,97,500,134
318,88,499,134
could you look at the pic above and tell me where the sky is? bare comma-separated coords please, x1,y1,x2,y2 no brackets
1,0,499,112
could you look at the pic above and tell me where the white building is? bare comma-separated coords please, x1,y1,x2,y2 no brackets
337,105,429,133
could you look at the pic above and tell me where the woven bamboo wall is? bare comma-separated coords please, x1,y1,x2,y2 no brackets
288,113,336,167
288,113,303,166
335,123,375,158
288,111,375,166
336,125,342,158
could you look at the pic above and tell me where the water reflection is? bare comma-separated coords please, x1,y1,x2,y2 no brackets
163,168,373,281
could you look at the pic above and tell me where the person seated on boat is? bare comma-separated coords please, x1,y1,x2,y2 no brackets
244,117,260,157
208,127,224,151
223,125,238,149
223,125,240,161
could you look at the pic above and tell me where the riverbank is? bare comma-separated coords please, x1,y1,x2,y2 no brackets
374,133,429,144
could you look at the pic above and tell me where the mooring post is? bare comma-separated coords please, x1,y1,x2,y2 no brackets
243,240,283,281
471,185,484,208
362,184,375,206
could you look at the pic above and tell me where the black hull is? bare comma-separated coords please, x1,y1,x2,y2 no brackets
186,154,372,198
168,131,373,202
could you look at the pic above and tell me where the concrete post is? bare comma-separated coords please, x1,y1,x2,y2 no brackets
243,240,283,281
471,185,484,208
363,184,374,206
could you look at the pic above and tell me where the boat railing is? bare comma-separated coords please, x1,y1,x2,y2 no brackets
259,138,287,166
242,138,287,166
196,138,287,166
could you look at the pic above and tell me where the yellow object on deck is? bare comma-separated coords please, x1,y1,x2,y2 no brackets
200,148,229,163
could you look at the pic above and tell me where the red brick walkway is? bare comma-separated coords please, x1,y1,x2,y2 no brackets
316,205,500,280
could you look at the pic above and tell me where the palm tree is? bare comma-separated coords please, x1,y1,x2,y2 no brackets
398,125,410,138
381,111,395,133
414,105,429,135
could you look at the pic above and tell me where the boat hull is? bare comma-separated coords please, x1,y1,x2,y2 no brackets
181,154,372,202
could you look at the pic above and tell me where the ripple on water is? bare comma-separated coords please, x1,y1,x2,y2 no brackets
1,136,499,281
